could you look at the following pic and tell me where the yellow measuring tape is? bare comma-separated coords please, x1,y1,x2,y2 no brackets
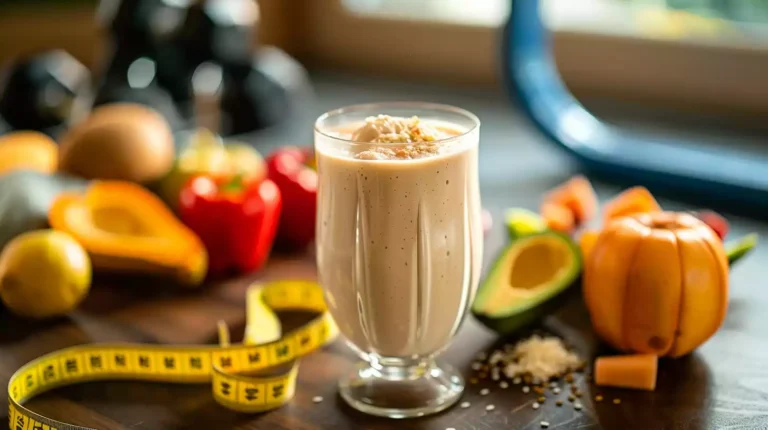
6,280,338,430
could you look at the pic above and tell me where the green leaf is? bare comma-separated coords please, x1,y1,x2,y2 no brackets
726,233,758,266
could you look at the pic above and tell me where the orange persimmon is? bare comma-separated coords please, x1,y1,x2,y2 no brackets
541,175,598,225
579,230,600,261
583,211,728,357
603,186,660,225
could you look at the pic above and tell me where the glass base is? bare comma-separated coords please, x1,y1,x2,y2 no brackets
339,357,464,419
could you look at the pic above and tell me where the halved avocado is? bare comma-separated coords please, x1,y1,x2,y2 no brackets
472,230,582,335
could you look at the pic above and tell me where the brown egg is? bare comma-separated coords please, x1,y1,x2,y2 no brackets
58,104,174,183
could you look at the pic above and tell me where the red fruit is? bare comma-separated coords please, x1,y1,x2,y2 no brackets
694,210,729,240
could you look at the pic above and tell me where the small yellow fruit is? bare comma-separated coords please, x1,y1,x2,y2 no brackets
0,230,91,318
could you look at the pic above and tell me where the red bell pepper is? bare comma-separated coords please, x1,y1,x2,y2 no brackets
178,175,282,274
266,146,318,250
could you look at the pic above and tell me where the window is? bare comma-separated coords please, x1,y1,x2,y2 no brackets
301,0,768,117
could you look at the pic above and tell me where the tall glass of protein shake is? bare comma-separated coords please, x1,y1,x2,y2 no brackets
315,103,482,418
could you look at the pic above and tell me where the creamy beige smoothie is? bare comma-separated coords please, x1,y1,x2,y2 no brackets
316,113,483,359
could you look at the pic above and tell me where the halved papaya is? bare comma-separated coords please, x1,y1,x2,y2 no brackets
49,181,207,286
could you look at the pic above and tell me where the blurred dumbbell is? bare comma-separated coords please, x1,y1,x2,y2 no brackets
98,0,191,49
0,50,91,135
93,57,185,131
97,0,194,115
177,0,258,67
96,44,194,120
217,47,311,135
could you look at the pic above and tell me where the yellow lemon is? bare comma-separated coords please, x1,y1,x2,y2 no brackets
0,230,91,318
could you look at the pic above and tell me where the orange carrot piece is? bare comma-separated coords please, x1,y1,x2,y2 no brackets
579,229,600,261
594,354,658,391
543,175,598,225
603,186,661,225
541,202,575,233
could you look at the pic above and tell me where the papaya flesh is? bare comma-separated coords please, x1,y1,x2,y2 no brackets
540,175,598,232
49,181,207,286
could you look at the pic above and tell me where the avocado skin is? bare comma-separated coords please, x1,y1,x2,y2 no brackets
472,277,580,336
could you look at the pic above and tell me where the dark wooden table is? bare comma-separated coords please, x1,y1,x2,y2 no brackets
2,73,768,429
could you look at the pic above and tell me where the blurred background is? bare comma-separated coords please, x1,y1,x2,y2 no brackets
1,0,767,201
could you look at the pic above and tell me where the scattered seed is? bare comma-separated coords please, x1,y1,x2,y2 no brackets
595,395,604,402
500,381,509,389
534,386,545,395
524,375,532,384
522,386,530,393
532,402,540,410
574,402,583,411
446,428,456,430
575,392,583,398
556,400,563,407
476,351,487,361
312,396,323,403
613,398,621,405
489,350,504,365
570,385,579,393
480,388,490,396
568,395,575,402
541,421,550,428
486,404,496,411
471,362,482,371
537,396,546,403
491,367,500,381
513,377,522,385
549,382,558,389
532,378,542,386
565,374,575,383
470,378,478,384
460,401,471,409
553,387,561,394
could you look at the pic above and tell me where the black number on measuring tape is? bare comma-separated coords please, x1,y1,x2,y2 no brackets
90,355,102,369
164,357,175,369
43,365,54,381
272,384,284,398
221,381,231,396
245,387,259,401
219,356,232,368
15,415,25,430
114,354,126,367
276,345,290,358
189,357,202,369
138,355,151,368
300,335,311,346
32,422,43,430
25,374,33,388
65,359,78,373
248,352,260,364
